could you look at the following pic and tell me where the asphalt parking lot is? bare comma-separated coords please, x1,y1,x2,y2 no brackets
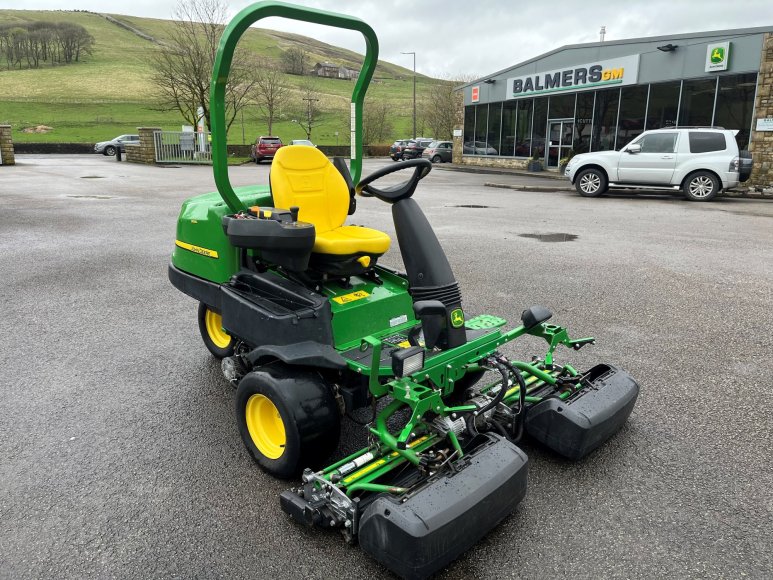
2,154,772,579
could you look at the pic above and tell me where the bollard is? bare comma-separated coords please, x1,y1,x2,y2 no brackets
116,147,122,161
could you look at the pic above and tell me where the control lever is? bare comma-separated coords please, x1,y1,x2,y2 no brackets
290,206,300,222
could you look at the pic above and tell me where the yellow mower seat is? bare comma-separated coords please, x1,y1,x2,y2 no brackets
270,146,390,273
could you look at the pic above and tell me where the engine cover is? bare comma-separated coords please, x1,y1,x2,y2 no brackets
358,433,528,580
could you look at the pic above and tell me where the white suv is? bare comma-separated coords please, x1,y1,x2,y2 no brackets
564,128,752,201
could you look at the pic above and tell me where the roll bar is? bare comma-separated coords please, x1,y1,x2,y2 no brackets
210,0,379,213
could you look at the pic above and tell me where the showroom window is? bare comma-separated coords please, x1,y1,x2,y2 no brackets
678,78,717,127
532,98,548,158
463,105,475,147
487,102,502,155
646,81,681,130
515,99,533,157
714,73,757,149
592,88,620,151
573,92,594,154
617,85,648,149
500,101,518,156
474,104,488,148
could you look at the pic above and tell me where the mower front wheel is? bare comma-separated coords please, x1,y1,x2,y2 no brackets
197,303,235,358
236,364,340,479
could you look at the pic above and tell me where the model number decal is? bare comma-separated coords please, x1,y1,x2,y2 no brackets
175,239,219,259
332,290,370,304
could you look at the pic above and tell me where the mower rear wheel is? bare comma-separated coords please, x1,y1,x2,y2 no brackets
197,302,235,358
235,364,340,479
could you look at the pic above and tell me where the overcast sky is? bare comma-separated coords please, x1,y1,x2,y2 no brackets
1,0,772,77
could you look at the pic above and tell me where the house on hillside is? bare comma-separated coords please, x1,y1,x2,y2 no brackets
338,66,359,80
312,62,339,78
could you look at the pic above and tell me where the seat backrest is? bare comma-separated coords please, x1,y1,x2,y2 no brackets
270,146,349,235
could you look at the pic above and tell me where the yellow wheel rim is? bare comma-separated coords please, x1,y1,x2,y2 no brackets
204,309,231,349
245,394,286,460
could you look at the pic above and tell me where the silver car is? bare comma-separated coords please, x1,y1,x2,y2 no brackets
94,134,139,156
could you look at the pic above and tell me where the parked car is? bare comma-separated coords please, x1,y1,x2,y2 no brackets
423,140,453,163
401,138,434,160
291,139,316,147
564,127,752,201
462,141,498,155
389,139,410,161
250,136,283,163
94,134,139,156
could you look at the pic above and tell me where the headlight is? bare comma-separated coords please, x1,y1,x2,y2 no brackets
391,346,425,378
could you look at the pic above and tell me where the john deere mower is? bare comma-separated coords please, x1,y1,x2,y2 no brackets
169,3,640,578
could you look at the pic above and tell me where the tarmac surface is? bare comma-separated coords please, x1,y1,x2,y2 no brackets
2,154,772,579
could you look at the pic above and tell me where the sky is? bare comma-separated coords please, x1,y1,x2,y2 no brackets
1,0,772,78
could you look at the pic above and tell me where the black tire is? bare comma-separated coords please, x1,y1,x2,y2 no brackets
197,302,235,358
575,168,608,197
431,155,442,164
255,157,261,164
236,364,340,479
683,170,720,201
104,145,116,156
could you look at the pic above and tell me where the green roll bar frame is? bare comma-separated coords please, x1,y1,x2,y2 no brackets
209,0,379,213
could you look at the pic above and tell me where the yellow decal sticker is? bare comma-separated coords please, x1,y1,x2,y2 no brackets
397,340,411,348
332,290,370,305
175,239,219,259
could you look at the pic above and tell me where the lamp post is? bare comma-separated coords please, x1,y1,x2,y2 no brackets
401,51,416,139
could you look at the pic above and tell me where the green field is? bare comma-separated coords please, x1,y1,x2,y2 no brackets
0,9,442,145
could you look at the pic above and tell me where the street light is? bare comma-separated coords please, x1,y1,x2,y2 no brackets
401,51,416,139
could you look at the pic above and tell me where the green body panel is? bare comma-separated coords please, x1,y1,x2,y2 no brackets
172,185,272,283
327,268,416,349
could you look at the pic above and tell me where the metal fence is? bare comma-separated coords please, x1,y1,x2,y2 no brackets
153,130,212,164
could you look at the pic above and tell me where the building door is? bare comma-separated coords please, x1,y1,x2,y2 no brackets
548,120,574,168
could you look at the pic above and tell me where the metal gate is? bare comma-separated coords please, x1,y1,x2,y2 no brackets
154,130,212,164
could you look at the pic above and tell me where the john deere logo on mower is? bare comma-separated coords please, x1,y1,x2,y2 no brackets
451,308,465,328
711,47,725,64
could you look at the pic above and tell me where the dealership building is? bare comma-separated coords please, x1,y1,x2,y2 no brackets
454,27,773,186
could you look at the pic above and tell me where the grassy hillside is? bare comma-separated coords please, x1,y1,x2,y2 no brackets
0,9,444,145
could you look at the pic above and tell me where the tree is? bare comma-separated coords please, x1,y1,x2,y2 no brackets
363,99,393,145
281,46,307,76
252,58,290,135
151,0,257,132
296,79,322,140
420,79,462,141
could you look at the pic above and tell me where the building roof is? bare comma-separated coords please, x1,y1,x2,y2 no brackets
458,25,773,90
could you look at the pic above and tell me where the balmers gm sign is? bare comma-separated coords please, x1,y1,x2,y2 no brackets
507,54,640,99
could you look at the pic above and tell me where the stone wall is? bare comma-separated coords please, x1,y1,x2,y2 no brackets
125,127,160,164
747,33,773,188
0,125,15,165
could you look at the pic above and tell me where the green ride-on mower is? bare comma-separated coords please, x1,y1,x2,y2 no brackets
168,3,640,578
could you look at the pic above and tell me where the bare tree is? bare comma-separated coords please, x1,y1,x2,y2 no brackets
296,79,322,140
252,58,290,135
151,0,257,132
363,99,393,145
420,79,461,141
281,46,307,76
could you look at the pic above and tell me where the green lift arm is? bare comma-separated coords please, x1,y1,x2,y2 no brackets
209,0,380,213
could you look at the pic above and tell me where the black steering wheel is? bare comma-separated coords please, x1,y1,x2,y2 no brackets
355,158,432,204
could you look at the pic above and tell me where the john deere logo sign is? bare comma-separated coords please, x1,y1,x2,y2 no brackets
450,308,465,328
705,42,730,72
506,55,639,99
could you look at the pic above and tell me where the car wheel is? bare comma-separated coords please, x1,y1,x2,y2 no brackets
575,168,608,197
104,145,116,156
432,155,442,164
683,171,719,202
236,364,340,479
255,157,261,164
